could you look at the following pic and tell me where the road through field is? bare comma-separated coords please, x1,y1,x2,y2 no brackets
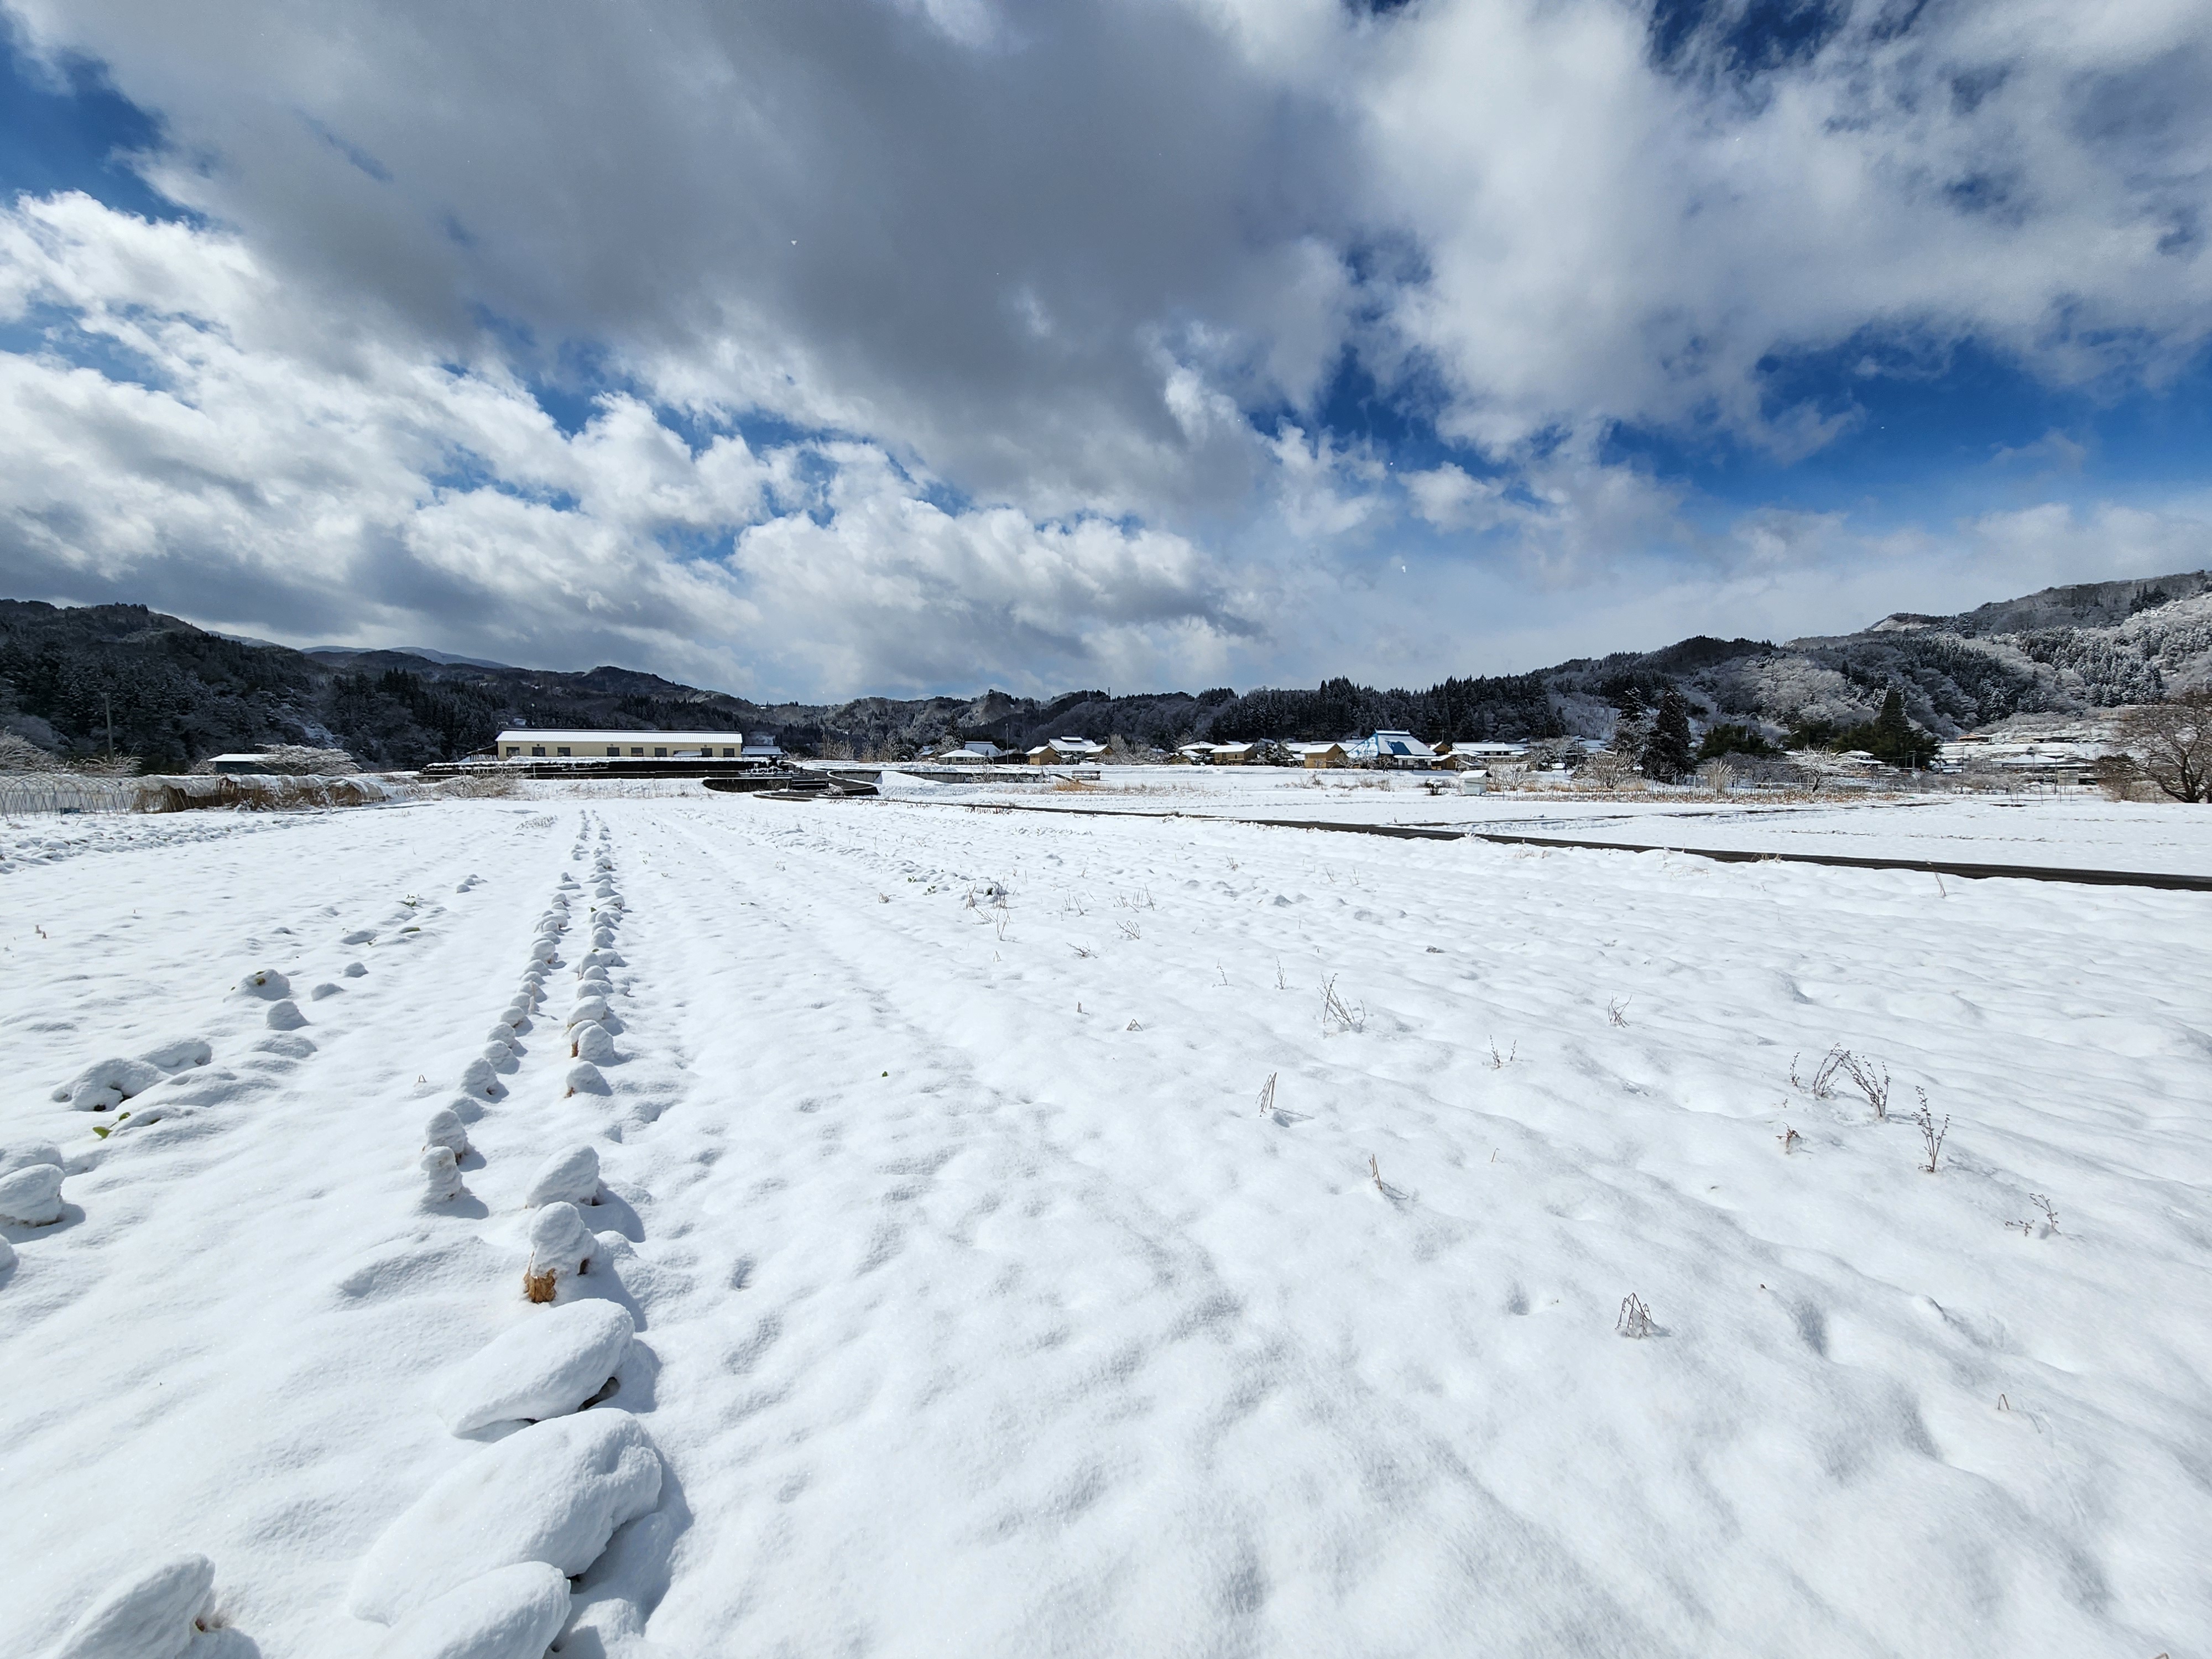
6,795,2210,1657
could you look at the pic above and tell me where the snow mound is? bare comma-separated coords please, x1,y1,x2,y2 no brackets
43,1554,213,1659
565,997,611,1030
572,1024,616,1065
564,1062,609,1097
0,1235,14,1276
527,1203,597,1280
432,1300,633,1432
577,950,623,972
342,929,375,945
51,1057,161,1112
576,969,613,995
368,1561,571,1659
528,940,557,964
0,1163,66,1225
523,1144,601,1208
342,961,368,978
138,1037,212,1072
458,1059,503,1099
420,1146,463,1204
310,982,343,1000
423,1108,469,1159
265,1000,308,1031
1,1140,65,1178
231,969,291,1000
485,1024,520,1046
346,1409,661,1624
590,927,617,949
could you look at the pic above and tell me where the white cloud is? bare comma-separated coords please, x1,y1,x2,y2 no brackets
0,193,1251,697
2,0,2209,694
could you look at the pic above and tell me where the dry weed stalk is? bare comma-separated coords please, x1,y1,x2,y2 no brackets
1368,1154,1384,1193
1321,976,1366,1034
1607,997,1631,1027
1913,1088,1949,1173
523,1262,558,1303
1488,1037,1516,1069
1838,1051,1891,1120
1616,1294,1655,1338
1117,919,1141,941
1258,1072,1278,1117
1790,1046,1848,1099
1777,1124,1801,1154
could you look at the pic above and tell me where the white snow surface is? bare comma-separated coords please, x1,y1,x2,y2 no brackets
3,789,2211,1655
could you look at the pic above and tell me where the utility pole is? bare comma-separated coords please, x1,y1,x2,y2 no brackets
103,692,115,759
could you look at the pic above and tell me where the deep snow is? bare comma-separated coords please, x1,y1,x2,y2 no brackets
3,784,2210,1656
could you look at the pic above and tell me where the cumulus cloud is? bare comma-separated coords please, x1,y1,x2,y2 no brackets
0,192,1250,695
0,0,2208,693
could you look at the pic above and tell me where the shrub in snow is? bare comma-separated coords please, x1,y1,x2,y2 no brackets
432,1299,634,1432
421,1146,465,1204
571,1024,617,1065
528,939,557,964
423,1108,470,1159
591,927,617,949
265,1000,308,1031
346,1408,661,1624
576,969,613,995
485,1024,520,1047
44,1553,215,1659
458,1058,503,1099
0,1235,15,1275
368,1561,571,1659
592,883,616,899
566,997,611,1030
577,949,624,972
523,1144,601,1209
564,1062,609,1097
51,1057,163,1112
526,1202,597,1286
0,1163,65,1225
231,969,291,1000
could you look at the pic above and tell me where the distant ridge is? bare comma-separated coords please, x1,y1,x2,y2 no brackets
304,645,518,671
4,569,2211,769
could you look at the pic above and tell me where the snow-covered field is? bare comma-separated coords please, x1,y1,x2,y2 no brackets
5,789,2210,1656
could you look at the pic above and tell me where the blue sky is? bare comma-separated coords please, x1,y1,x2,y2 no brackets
0,0,2206,698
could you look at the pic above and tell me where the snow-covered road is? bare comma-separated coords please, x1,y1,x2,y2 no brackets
6,795,2210,1656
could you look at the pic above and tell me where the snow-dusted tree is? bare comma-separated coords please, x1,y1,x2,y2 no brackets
1642,688,1694,782
2117,690,2212,803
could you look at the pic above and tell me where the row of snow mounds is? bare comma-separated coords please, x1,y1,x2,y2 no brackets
563,842,627,1098
353,820,670,1655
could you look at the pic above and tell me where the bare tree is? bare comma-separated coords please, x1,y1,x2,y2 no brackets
2115,689,2212,803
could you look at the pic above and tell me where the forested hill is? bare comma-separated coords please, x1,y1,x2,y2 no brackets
3,568,2210,769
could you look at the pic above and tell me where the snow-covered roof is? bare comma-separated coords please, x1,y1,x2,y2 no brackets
497,729,755,747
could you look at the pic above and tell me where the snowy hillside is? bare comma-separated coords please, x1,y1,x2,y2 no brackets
4,787,2211,1655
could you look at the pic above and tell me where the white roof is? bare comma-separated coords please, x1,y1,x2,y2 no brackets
497,729,754,747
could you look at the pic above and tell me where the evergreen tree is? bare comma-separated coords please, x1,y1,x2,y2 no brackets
1642,687,1695,782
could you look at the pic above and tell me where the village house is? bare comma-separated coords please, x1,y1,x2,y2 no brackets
1343,731,1438,769
933,739,1011,764
1026,736,1108,765
1290,742,1349,769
